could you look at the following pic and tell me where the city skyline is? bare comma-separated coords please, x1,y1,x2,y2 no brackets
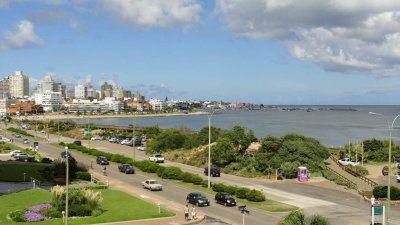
1,1,400,104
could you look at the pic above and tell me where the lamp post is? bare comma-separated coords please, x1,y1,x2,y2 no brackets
370,112,400,224
65,146,69,225
132,117,135,161
207,110,216,189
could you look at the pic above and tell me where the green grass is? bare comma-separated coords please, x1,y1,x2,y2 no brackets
0,161,52,182
0,189,175,224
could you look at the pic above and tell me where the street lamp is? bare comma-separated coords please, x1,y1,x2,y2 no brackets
207,110,216,189
65,146,69,225
132,117,135,161
370,112,400,224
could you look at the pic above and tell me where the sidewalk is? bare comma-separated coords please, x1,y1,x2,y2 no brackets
91,171,205,225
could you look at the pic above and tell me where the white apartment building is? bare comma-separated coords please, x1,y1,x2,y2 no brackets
67,98,123,113
104,97,124,112
149,98,167,111
74,84,87,99
9,71,29,98
37,74,56,93
34,91,63,112
112,87,124,99
0,98,16,115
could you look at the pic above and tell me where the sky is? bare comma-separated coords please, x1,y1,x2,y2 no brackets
1,0,400,105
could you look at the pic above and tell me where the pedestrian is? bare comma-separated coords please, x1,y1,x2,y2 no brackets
184,204,189,220
103,166,107,176
371,195,375,206
191,205,197,220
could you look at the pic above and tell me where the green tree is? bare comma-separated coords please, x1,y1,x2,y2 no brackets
210,137,236,166
260,135,282,153
143,125,161,138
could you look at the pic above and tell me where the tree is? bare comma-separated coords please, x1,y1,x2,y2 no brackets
260,135,282,153
222,126,254,154
210,137,236,166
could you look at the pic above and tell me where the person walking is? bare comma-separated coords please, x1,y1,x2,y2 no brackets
184,204,189,220
191,205,197,220
103,166,107,176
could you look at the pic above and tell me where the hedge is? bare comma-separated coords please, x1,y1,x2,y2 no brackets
373,185,400,200
7,127,34,137
76,171,91,181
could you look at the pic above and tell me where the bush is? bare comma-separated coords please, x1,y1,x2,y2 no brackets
246,189,265,202
235,187,250,199
373,185,400,200
307,215,330,225
69,204,92,217
212,183,227,192
160,166,183,179
42,207,62,218
41,158,53,163
156,166,166,177
76,171,91,181
9,210,26,222
224,185,238,195
348,165,369,176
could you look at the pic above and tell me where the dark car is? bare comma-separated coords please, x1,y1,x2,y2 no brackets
215,192,237,206
118,164,135,174
96,156,109,165
204,164,220,177
73,140,82,146
60,151,71,158
186,192,210,207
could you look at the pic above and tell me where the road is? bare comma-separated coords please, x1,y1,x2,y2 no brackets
11,128,400,225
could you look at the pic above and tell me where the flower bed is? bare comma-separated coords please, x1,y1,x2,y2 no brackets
9,203,51,222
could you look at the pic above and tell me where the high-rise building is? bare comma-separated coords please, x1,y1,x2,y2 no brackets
66,88,75,99
9,71,29,98
55,83,66,98
85,83,96,98
123,90,132,98
113,87,124,99
101,82,113,98
0,77,10,99
36,74,56,93
74,84,87,99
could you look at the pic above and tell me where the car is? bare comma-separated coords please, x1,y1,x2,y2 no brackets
40,130,45,133
120,139,130,145
118,164,135,174
91,136,102,141
204,164,220,177
149,154,164,163
215,192,237,206
60,151,72,158
397,174,400,183
137,145,146,151
96,156,109,165
10,150,23,157
186,192,210,207
109,137,118,143
338,158,360,166
142,179,162,191
23,139,29,144
73,140,82,146
15,133,21,138
14,153,35,161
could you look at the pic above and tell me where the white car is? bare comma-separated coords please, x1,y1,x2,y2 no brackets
23,139,29,144
91,136,102,141
137,145,146,151
338,158,360,166
120,139,130,145
142,179,162,191
149,154,164,163
10,150,23,157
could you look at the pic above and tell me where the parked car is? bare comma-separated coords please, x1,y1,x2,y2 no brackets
338,158,360,166
137,145,146,151
118,164,135,174
109,137,118,143
215,192,237,206
142,179,162,191
10,150,23,157
204,165,220,177
23,139,29,144
15,133,21,138
73,140,82,146
96,156,109,165
149,154,164,163
120,139,130,145
60,151,72,158
91,136,102,141
186,192,210,207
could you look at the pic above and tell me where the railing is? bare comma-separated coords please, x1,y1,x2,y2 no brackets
330,155,378,187
325,166,357,190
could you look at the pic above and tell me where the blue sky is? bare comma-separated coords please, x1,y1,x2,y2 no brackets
1,0,400,104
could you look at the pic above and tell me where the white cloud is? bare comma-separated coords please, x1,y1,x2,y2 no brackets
0,20,44,50
215,0,400,75
101,0,202,29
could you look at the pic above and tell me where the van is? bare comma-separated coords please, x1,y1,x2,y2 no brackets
204,165,220,177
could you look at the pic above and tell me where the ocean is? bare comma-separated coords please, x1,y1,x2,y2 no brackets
74,105,400,147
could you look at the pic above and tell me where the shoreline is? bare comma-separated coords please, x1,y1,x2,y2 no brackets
15,111,209,121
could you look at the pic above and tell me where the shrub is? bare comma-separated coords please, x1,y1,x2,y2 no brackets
212,183,227,192
224,185,238,195
69,204,92,217
41,207,62,218
348,165,369,176
41,158,53,163
246,189,265,202
160,166,183,179
76,171,91,181
307,215,330,225
9,210,26,222
373,185,400,200
156,166,166,177
235,187,250,199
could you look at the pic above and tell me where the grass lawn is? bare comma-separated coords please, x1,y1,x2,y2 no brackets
0,161,52,182
0,189,175,225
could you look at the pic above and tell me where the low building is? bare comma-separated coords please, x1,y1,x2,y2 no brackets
149,99,167,111
6,100,43,115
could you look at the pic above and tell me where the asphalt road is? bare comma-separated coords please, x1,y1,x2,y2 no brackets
10,129,400,225
10,133,282,225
